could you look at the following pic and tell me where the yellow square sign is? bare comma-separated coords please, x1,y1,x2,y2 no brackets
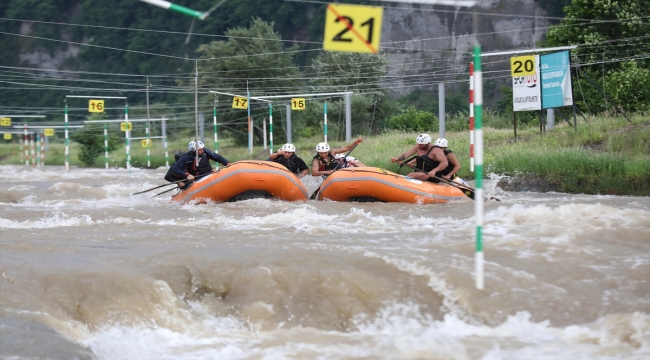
89,99,105,113
141,139,152,147
120,122,132,131
324,3,383,54
44,128,55,136
232,96,248,109
0,118,11,126
291,98,306,110
3,133,11,140
511,55,537,77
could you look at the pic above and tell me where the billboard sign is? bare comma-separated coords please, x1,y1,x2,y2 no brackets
540,50,573,109
512,55,541,111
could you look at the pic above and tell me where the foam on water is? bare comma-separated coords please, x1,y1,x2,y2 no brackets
80,302,650,360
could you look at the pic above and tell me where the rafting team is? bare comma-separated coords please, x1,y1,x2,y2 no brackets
164,134,465,190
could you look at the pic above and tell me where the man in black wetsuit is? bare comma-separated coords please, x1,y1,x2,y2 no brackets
165,140,230,189
391,133,448,183
267,143,309,178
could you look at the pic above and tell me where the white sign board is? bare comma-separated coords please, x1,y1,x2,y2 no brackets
512,55,541,111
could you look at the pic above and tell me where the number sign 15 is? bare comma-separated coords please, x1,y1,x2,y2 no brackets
323,3,383,54
510,55,536,77
291,98,306,110
89,99,105,113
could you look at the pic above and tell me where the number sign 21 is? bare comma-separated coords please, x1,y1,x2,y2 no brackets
323,3,383,54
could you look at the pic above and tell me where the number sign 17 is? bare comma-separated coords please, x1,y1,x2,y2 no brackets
232,96,248,109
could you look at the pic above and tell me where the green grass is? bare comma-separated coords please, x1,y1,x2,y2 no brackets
2,113,648,195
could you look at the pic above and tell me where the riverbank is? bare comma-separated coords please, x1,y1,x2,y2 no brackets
1,114,648,195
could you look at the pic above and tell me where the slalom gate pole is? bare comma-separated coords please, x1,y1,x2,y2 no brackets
36,133,41,167
474,45,484,290
23,124,28,166
64,101,69,170
213,97,219,153
470,62,475,172
104,123,109,169
40,133,45,166
125,103,131,171
324,102,328,143
268,103,273,154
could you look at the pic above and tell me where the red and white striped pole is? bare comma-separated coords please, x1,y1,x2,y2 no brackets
469,62,475,172
40,133,45,166
30,133,35,167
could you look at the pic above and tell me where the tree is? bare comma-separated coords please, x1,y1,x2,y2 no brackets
310,51,399,136
542,0,650,114
195,18,304,146
70,113,119,167
387,106,437,132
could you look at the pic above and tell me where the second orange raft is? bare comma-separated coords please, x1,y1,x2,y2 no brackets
170,160,308,204
315,167,468,204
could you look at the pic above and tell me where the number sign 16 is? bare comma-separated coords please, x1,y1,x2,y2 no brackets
89,99,105,113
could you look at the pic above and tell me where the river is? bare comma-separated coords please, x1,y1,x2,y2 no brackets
1,165,648,359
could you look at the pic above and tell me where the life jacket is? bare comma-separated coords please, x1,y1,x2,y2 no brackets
273,153,305,175
437,149,455,177
415,146,441,173
313,152,338,171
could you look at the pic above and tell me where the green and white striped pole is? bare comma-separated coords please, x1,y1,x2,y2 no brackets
139,0,206,19
125,103,130,171
36,133,41,167
324,102,328,143
104,123,109,169
268,103,273,154
474,44,484,290
64,101,69,170
145,76,151,168
213,97,218,153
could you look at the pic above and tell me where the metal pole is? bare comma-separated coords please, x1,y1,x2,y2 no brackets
247,81,252,155
263,117,267,150
194,60,199,164
64,101,69,170
35,133,40,167
213,96,218,153
285,104,292,143
40,133,45,166
162,117,169,168
547,108,555,131
104,123,109,169
345,93,351,142
473,8,485,290
269,103,273,154
23,124,28,166
324,102,328,143
439,83,445,138
469,62,475,172
125,103,131,170
146,76,151,168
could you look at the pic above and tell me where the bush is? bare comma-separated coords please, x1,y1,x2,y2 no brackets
387,106,437,132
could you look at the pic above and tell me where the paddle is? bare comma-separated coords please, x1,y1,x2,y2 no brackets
151,186,180,198
132,173,211,195
397,160,499,201
309,141,360,200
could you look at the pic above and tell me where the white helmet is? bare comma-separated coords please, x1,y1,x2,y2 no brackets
416,134,431,145
281,143,296,152
335,153,345,159
433,138,448,148
188,140,205,151
316,142,330,152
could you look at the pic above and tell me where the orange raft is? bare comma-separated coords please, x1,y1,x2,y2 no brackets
315,167,468,204
170,160,308,204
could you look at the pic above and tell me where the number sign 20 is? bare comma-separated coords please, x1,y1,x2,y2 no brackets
324,3,383,54
510,55,536,77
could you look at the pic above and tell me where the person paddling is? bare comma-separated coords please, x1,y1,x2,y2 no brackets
165,141,230,189
311,138,363,177
268,143,309,178
391,134,448,183
433,138,468,185
335,153,365,168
